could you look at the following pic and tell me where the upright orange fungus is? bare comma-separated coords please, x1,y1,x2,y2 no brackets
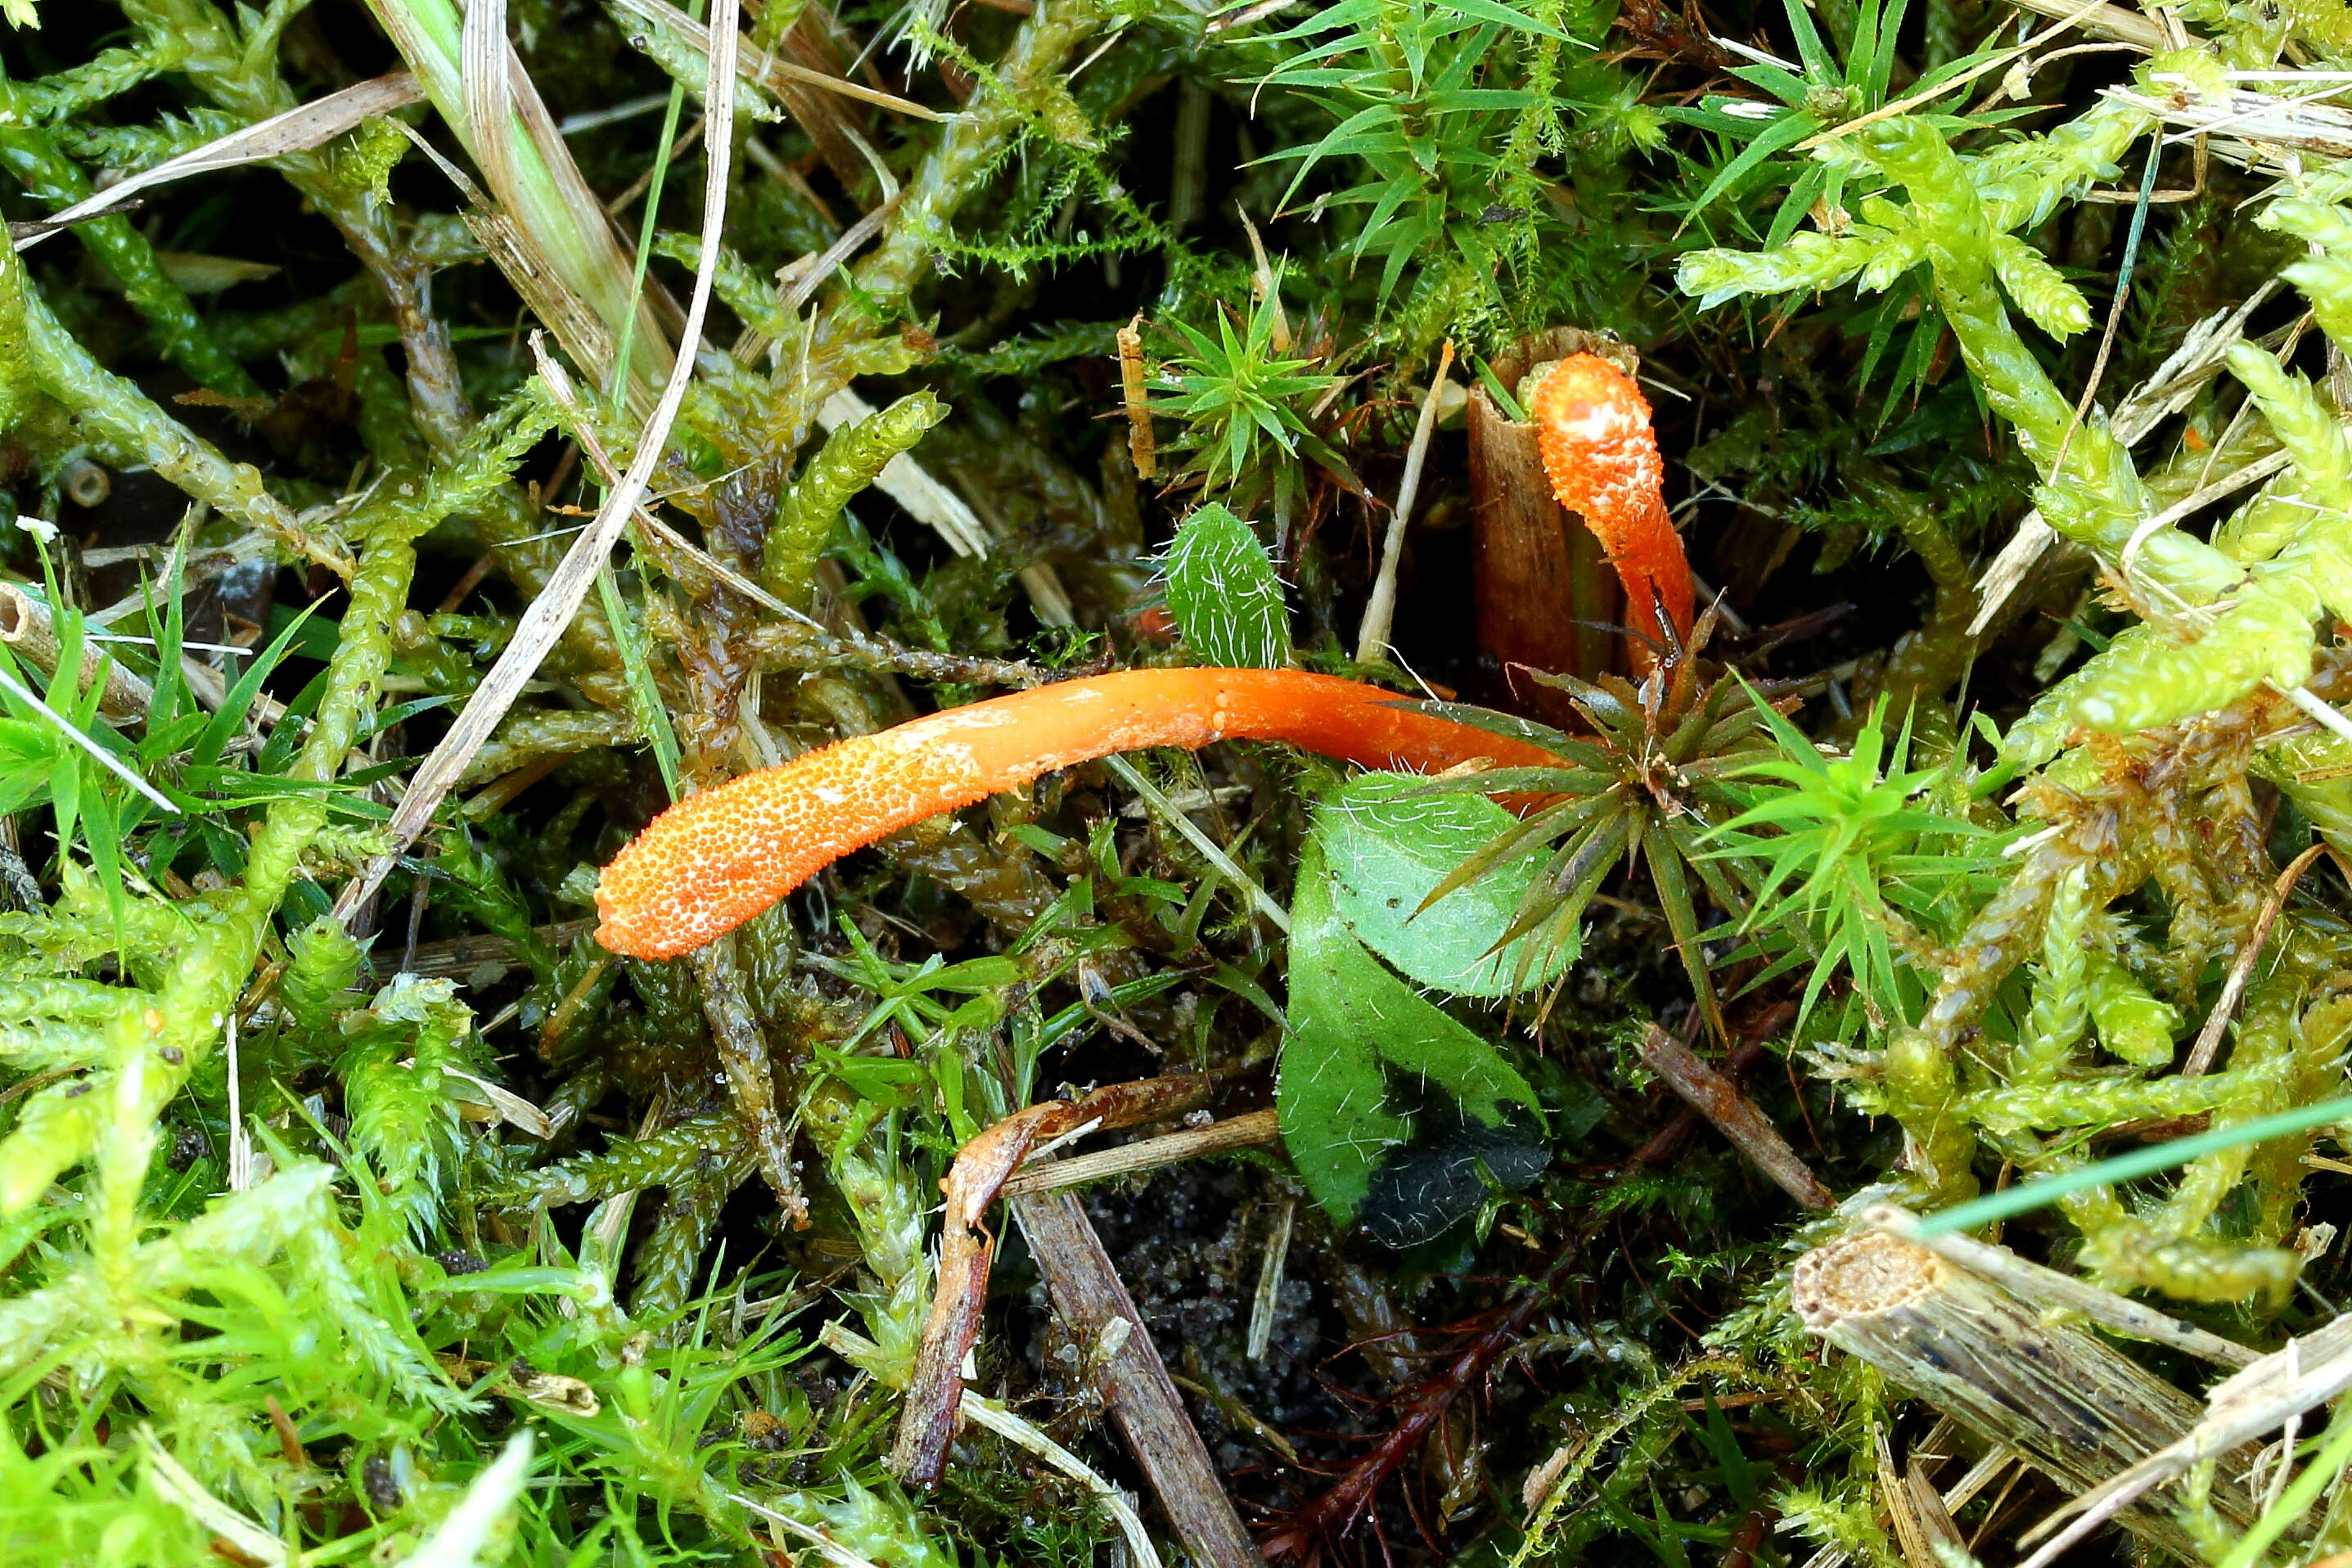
595,668,1565,959
1529,353,1696,651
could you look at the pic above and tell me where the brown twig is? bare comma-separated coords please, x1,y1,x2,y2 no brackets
1616,1001,1793,1174
2183,840,2327,1076
1638,1023,1830,1210
998,1109,1280,1197
1012,1188,1266,1568
331,0,743,926
888,1075,1222,1485
1357,340,1456,665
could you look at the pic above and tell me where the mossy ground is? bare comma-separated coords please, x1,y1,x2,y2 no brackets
8,0,2352,1561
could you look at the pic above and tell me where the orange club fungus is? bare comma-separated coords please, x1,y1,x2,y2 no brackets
594,668,1566,960
1527,352,1696,656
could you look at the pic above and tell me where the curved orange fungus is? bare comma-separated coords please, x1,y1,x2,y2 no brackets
595,668,1566,959
1529,353,1696,651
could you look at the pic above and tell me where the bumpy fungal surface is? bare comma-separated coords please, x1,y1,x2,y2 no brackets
596,668,1566,959
1529,353,1696,647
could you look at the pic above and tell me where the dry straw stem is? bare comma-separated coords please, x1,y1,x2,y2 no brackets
1010,1186,1267,1568
364,0,674,399
2182,841,2327,1076
1791,1230,2261,1559
1863,1205,2257,1367
2111,79,2352,171
1999,0,2168,47
953,1393,1163,1568
1357,340,1455,665
2016,1313,2352,1568
532,341,792,615
1800,0,2156,155
332,0,742,926
1971,298,2273,634
604,0,945,121
13,74,425,255
1638,1025,1830,1209
997,1108,1282,1196
808,1323,1168,1568
0,587,155,724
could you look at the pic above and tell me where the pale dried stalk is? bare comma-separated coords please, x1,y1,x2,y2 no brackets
1246,1194,1294,1363
2106,79,2352,169
2016,1313,2352,1568
998,1108,1282,1197
0,586,155,723
1999,0,2167,47
1971,296,2272,636
2182,841,2327,1076
15,74,424,254
1357,340,1455,665
605,0,945,120
332,0,742,926
957,1395,1163,1568
534,344,791,614
1864,1205,2257,1368
365,0,672,399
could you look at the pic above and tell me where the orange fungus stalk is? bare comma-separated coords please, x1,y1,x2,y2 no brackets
1529,353,1696,650
595,669,1566,960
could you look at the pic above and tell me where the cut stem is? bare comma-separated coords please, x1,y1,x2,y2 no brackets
1791,1229,2259,1560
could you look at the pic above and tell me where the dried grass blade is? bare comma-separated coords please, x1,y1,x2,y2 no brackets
1865,1204,2257,1367
606,0,946,120
1357,340,1455,665
14,74,424,254
2183,841,2326,1076
367,0,671,400
332,0,743,926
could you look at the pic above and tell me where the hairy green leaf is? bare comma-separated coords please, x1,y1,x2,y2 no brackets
1160,502,1291,669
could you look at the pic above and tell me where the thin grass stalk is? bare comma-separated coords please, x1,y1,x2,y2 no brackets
363,0,674,399
333,0,744,923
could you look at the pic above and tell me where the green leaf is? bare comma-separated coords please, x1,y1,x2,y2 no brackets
1276,836,1547,1243
1160,502,1291,669
1317,773,1571,997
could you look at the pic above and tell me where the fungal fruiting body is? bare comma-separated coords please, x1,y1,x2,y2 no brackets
594,669,1566,960
1528,353,1696,653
